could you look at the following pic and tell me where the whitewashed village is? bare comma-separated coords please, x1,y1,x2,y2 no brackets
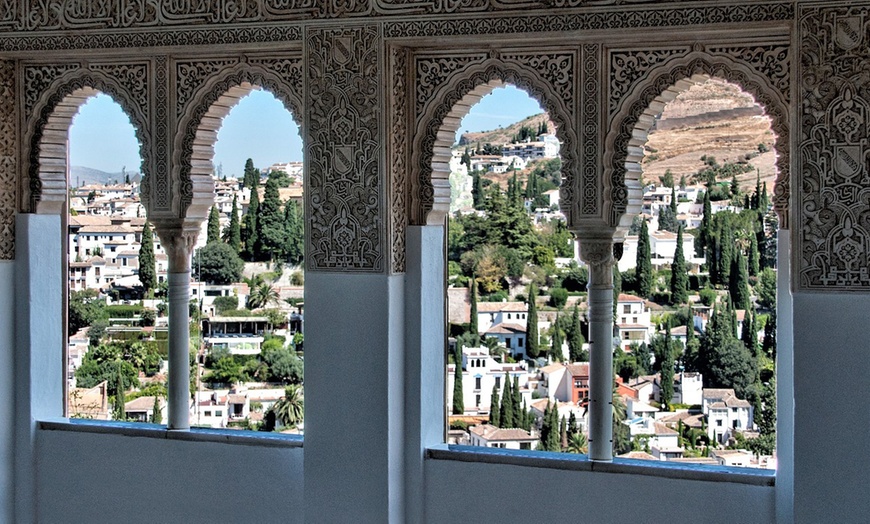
67,79,777,469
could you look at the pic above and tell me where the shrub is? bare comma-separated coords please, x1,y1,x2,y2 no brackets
549,287,568,308
213,295,239,315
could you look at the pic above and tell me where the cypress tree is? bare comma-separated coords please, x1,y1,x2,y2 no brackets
207,205,221,245
742,309,758,357
731,174,739,199
546,401,561,451
560,415,568,450
152,396,162,424
635,342,651,375
568,303,587,362
452,346,464,415
257,174,286,261
472,171,484,210
762,310,777,359
719,226,733,286
550,312,563,362
568,411,578,436
243,158,259,189
113,361,126,421
526,284,540,359
283,199,304,264
729,250,751,311
761,182,769,210
138,222,156,294
670,185,678,215
748,234,760,277
512,375,522,428
660,326,675,410
670,226,689,305
224,195,242,252
697,186,712,260
540,401,552,449
754,170,762,210
469,276,479,339
490,384,500,427
637,220,652,298
500,374,513,428
244,186,260,260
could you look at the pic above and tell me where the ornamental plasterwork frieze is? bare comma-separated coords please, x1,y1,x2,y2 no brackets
0,60,16,260
173,57,304,222
411,53,578,226
22,63,152,215
797,4,870,291
305,25,383,272
605,46,790,234
388,46,409,274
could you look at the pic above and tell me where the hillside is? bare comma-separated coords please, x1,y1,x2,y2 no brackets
457,112,555,149
70,165,141,187
455,78,778,193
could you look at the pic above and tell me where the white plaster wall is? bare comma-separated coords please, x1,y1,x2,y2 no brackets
0,262,15,523
35,430,304,524
792,293,870,524
425,460,775,524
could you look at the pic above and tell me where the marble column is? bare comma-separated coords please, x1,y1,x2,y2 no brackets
154,225,198,430
579,238,614,462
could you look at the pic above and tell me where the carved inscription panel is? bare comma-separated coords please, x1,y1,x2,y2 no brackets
798,5,870,291
306,25,383,272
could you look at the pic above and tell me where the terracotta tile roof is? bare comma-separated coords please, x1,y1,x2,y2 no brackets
477,301,527,312
469,424,535,442
485,323,525,334
566,363,589,377
617,293,645,303
619,451,657,461
125,396,157,412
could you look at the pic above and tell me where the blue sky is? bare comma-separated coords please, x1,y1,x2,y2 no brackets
68,85,543,177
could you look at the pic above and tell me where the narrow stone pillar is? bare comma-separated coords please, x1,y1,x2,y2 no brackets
579,238,614,462
154,226,197,430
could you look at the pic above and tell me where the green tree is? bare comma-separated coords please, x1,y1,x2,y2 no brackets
568,303,587,362
660,327,675,410
489,383,500,427
612,390,630,455
670,225,689,305
243,158,259,189
550,312,563,361
138,222,156,295
113,361,126,421
207,205,221,245
697,187,712,259
469,276,479,338
247,280,279,309
244,186,260,260
634,341,651,376
283,200,304,264
742,309,758,357
499,374,513,428
636,220,653,298
762,311,777,360
525,284,540,359
223,195,242,252
262,344,304,384
271,385,304,428
194,242,244,285
729,250,751,311
567,432,587,454
151,396,162,424
472,171,484,210
748,230,760,277
68,289,107,337
757,268,777,310
257,174,287,261
452,346,464,415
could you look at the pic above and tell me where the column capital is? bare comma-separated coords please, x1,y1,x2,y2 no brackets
153,223,198,272
578,238,615,270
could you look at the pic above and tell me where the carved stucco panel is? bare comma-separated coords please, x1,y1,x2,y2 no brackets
0,60,16,260
388,46,409,274
798,4,870,291
306,25,383,272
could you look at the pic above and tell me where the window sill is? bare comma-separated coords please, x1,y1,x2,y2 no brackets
38,418,304,449
428,445,775,487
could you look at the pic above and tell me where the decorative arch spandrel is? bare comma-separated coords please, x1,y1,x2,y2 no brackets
410,53,579,228
22,64,152,215
171,58,304,226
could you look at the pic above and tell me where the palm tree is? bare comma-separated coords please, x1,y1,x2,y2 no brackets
247,281,278,309
271,385,304,428
567,432,588,454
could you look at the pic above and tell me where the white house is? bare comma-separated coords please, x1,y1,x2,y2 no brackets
703,388,754,445
468,424,537,450
615,294,653,351
476,301,528,333
446,346,533,415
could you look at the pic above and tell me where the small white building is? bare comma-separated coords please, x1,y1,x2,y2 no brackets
446,346,533,415
703,388,754,445
468,424,537,450
476,301,528,334
615,294,653,351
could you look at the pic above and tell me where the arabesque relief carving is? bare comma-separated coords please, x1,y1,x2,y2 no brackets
798,5,870,291
306,25,383,272
0,60,16,260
